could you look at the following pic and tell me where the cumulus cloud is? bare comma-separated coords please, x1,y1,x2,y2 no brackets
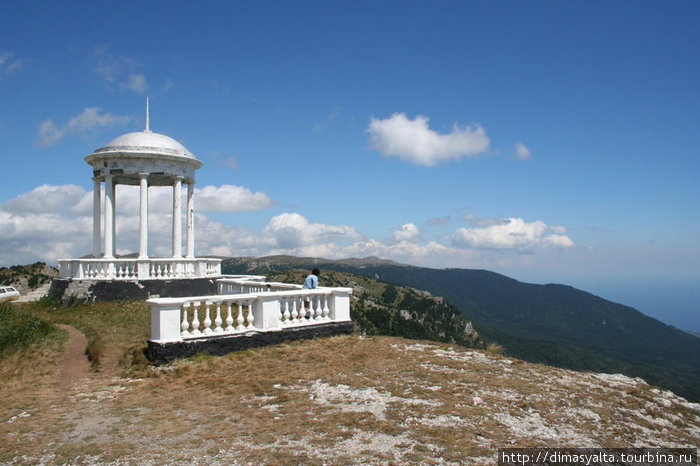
263,213,362,249
392,223,420,242
367,112,490,166
37,107,132,147
196,185,274,212
452,217,575,251
72,184,274,218
0,183,276,264
515,142,532,160
1,184,87,214
0,185,575,271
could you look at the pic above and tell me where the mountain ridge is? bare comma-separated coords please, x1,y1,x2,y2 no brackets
223,255,700,402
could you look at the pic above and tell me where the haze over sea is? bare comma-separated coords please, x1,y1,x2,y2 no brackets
1,2,698,333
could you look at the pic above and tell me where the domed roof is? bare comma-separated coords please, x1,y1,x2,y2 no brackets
91,131,197,160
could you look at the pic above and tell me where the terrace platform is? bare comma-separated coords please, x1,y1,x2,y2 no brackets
147,275,353,362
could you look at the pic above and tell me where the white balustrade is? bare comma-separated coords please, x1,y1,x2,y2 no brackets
149,285,352,344
58,257,222,280
216,277,299,295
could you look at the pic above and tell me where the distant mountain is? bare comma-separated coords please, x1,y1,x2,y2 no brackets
259,267,483,350
223,256,700,402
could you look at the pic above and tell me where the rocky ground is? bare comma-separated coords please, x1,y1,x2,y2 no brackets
1,331,698,465
0,262,57,296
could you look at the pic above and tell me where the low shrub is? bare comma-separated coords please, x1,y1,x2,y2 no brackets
0,302,55,357
486,342,505,355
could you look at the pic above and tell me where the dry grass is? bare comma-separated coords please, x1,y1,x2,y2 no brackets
22,299,151,373
1,300,699,464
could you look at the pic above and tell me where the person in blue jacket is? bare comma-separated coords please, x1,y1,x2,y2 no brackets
302,268,320,314
303,268,320,289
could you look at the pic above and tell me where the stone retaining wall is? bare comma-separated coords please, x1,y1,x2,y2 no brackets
147,321,354,363
49,277,218,304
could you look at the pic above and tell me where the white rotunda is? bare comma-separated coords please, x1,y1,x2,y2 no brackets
59,105,221,282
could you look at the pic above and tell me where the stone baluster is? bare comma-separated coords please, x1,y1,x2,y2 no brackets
214,303,223,333
203,301,212,335
314,296,323,321
245,301,254,329
322,294,331,320
290,298,299,324
181,303,191,336
191,301,201,335
236,302,245,330
282,300,291,325
225,301,234,332
298,296,306,321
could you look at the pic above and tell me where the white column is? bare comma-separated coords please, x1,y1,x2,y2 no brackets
103,175,114,258
186,182,195,258
92,178,101,258
172,177,182,258
139,173,149,258
112,183,117,257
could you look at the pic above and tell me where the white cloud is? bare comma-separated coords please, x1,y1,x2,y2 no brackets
37,107,132,147
452,217,575,251
0,51,22,76
515,142,532,160
1,184,87,214
263,213,362,249
73,184,273,218
367,112,490,166
196,185,274,212
94,46,148,94
392,223,420,242
0,185,575,273
0,183,276,265
124,73,149,93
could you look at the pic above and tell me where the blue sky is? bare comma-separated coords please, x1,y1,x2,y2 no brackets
1,1,698,330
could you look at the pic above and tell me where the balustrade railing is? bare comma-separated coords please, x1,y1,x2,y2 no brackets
58,257,222,280
217,276,301,295
149,286,352,344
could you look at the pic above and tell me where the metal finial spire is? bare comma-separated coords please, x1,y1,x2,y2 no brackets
145,97,151,132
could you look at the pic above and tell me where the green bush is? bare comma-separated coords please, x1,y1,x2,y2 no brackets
0,302,55,357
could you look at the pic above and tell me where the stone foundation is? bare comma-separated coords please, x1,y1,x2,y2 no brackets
49,277,218,304
147,321,354,364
